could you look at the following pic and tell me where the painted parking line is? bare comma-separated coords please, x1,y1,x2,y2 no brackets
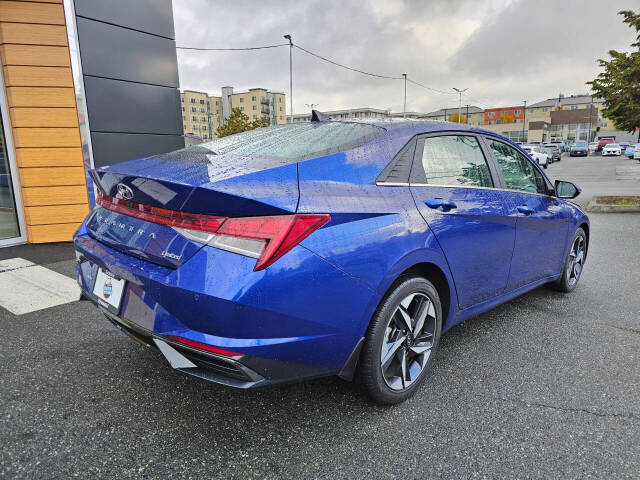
0,257,80,315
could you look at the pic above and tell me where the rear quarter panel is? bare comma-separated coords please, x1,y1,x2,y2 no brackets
297,128,457,333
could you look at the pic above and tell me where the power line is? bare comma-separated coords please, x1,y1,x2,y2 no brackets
405,78,457,95
293,44,404,80
176,43,289,51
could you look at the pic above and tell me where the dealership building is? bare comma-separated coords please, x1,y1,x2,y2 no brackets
0,0,182,247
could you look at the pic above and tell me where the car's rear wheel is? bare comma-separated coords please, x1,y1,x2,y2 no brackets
358,276,442,405
549,227,586,293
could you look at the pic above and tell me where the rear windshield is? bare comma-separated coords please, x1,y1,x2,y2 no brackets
201,122,385,161
573,141,587,146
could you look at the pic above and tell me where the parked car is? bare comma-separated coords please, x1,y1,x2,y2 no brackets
624,144,638,158
521,145,549,168
635,145,640,161
570,141,589,157
597,137,616,151
602,143,622,156
543,144,562,162
73,119,589,405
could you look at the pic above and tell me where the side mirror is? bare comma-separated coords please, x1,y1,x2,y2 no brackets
555,180,581,199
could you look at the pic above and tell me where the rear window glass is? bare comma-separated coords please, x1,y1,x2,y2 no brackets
201,122,385,161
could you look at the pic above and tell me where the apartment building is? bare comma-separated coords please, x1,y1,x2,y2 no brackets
181,87,286,139
181,90,212,141
484,106,525,125
291,107,389,122
422,106,484,125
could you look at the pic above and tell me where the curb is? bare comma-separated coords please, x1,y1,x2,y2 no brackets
586,202,640,213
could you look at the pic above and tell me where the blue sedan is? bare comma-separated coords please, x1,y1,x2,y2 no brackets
74,117,589,404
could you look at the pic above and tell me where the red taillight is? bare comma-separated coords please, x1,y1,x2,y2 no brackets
97,191,225,233
167,336,243,356
96,190,329,270
216,214,330,271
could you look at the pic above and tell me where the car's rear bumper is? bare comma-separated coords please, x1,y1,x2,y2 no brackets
73,226,378,388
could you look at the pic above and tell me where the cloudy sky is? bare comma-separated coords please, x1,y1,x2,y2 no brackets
173,0,638,115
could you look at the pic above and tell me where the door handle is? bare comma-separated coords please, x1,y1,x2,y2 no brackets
517,205,534,215
425,199,457,211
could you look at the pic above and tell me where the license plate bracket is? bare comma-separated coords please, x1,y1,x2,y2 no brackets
91,267,126,315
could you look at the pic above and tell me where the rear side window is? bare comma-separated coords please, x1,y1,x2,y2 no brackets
488,140,547,194
201,122,384,161
416,135,493,187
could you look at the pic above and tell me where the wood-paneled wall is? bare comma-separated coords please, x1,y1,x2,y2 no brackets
0,0,89,243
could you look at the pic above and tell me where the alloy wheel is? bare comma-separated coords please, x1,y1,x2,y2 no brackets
380,293,437,391
567,235,585,287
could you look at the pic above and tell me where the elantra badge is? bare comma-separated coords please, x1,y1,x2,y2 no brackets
116,183,134,200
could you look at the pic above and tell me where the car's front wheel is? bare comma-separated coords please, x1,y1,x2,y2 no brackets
358,276,442,405
549,227,586,293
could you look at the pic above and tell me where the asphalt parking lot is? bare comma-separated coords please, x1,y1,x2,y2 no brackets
1,157,639,478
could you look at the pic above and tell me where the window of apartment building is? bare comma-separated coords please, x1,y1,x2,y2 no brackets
191,107,196,112
515,119,520,123
240,106,244,111
200,108,205,113
216,100,219,105
514,109,521,115
182,107,185,111
488,112,495,117
181,97,184,102
239,97,244,102
261,97,266,102
253,115,257,119
570,105,578,110
252,96,256,101
201,117,206,122
183,116,186,121
190,98,195,103
542,107,548,112
216,110,219,114
279,116,283,121
202,126,207,130
253,105,257,110
200,99,204,104
528,108,533,113
279,97,282,102
279,106,283,112
192,116,196,121
601,122,608,127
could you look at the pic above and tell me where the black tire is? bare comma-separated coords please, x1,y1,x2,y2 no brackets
549,227,587,293
357,276,442,405
543,164,548,169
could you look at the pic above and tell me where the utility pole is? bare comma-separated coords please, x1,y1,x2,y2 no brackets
466,104,469,124
587,101,593,143
453,87,468,123
402,74,407,118
522,100,527,143
284,34,293,124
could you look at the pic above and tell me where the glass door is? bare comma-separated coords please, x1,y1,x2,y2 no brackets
0,73,26,246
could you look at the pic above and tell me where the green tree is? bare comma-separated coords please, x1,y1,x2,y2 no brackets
588,10,640,138
216,107,270,138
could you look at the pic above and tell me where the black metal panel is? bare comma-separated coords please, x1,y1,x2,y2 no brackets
84,76,181,135
74,0,175,39
77,17,179,87
90,133,185,167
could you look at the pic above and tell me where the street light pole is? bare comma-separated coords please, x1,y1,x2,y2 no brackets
402,74,407,118
284,34,293,124
453,87,468,123
522,100,527,143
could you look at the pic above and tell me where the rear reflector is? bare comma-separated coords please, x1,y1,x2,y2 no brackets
166,336,243,357
96,190,329,270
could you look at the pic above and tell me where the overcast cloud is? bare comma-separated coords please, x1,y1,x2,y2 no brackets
173,0,637,115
